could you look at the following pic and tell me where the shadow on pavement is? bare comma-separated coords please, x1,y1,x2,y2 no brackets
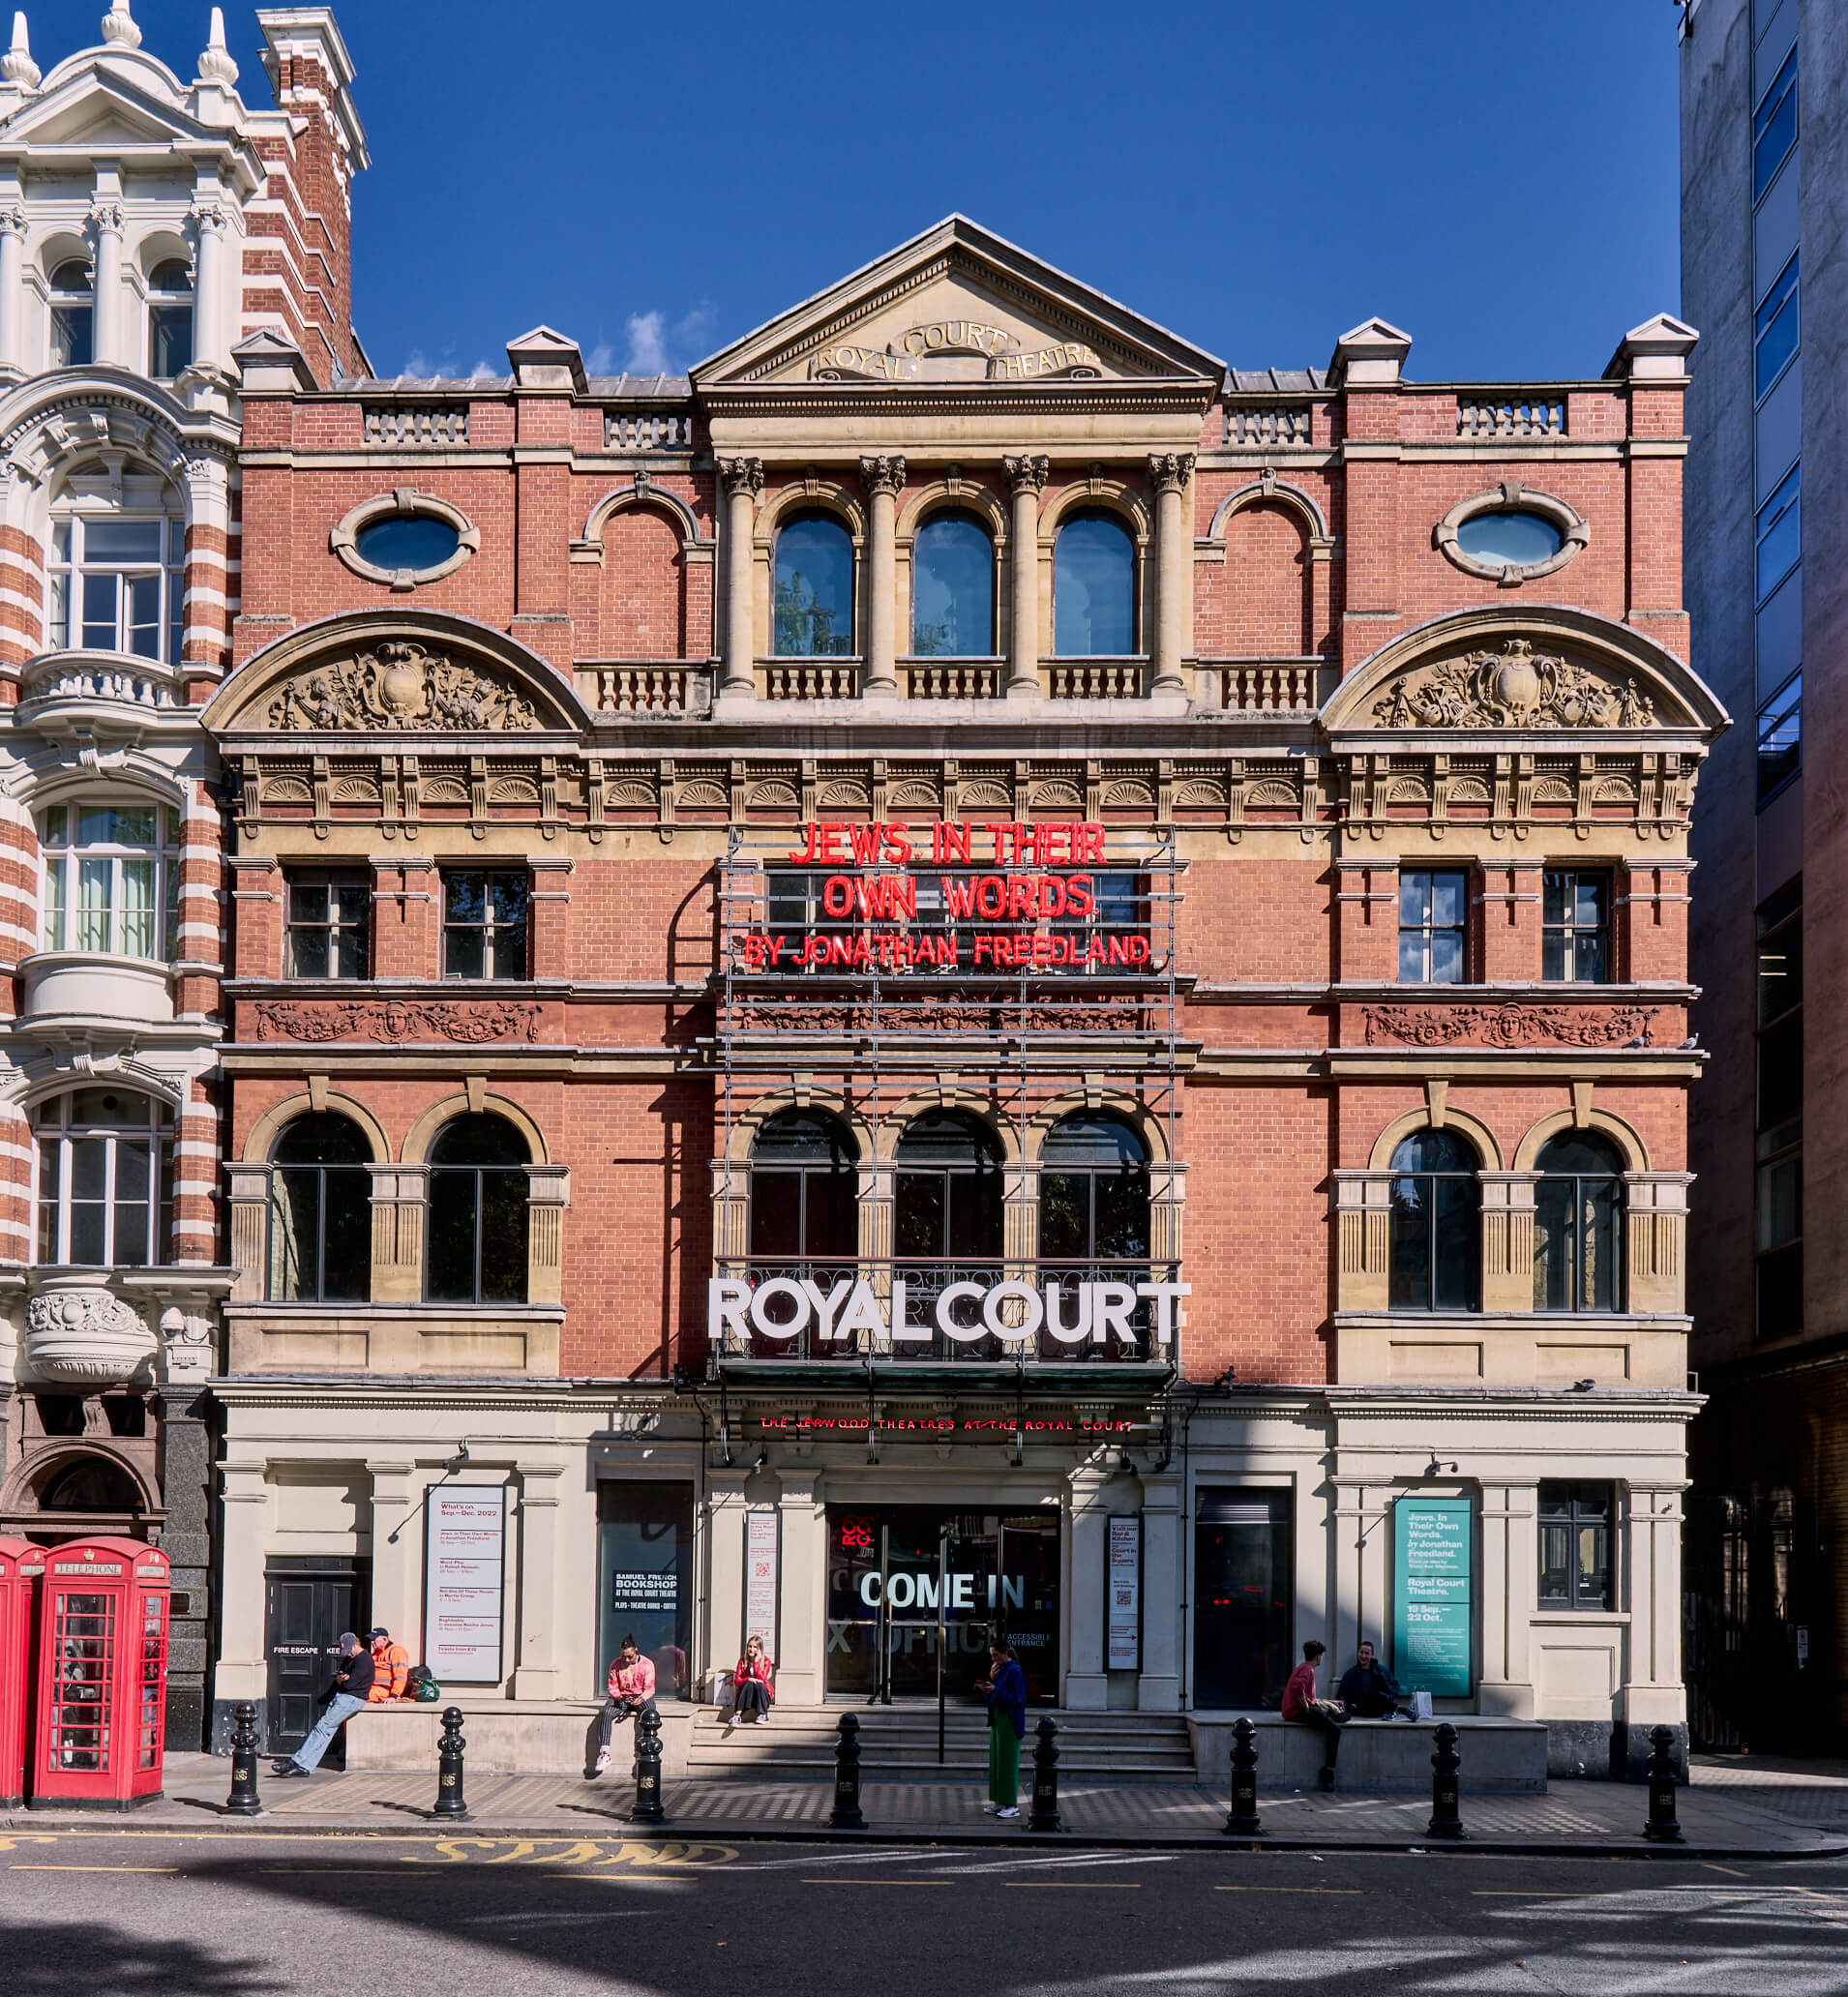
3,1922,283,1996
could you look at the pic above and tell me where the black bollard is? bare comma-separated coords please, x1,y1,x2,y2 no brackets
1028,1715,1061,1832
1427,1721,1464,1839
629,1707,666,1824
224,1700,262,1817
1642,1725,1684,1843
830,1712,866,1829
432,1706,470,1821
1222,1716,1263,1836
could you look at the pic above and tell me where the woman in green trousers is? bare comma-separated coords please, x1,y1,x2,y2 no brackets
979,1638,1028,1819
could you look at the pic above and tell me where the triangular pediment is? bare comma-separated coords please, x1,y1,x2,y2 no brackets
3,65,213,152
694,216,1222,391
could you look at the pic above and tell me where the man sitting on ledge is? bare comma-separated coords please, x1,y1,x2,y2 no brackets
1336,1639,1416,1720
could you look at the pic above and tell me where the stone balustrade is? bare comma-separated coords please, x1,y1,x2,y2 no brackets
1225,404,1312,446
605,410,696,451
363,403,469,446
905,659,1003,700
584,662,707,716
758,659,860,700
1456,396,1566,439
1218,661,1326,714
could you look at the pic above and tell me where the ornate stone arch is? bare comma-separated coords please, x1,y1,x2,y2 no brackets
875,1088,1021,1165
1039,476,1150,544
754,478,866,546
722,1086,873,1169
1322,605,1729,743
1367,1106,1504,1174
5,1052,187,1118
0,1442,159,1519
1024,1092,1171,1165
895,477,1008,544
7,748,188,812
401,1090,549,1167
201,610,590,739
1512,1106,1648,1175
579,474,711,553
244,1089,390,1166
1206,474,1331,547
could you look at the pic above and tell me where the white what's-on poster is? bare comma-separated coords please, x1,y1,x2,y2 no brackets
743,1509,779,1657
424,1485,507,1684
1106,1515,1142,1671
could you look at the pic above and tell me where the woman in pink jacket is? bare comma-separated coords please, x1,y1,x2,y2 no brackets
727,1633,776,1726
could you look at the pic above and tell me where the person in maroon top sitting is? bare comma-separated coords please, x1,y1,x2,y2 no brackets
1281,1638,1347,1791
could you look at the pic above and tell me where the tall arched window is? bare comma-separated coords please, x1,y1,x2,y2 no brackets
774,511,854,657
1038,1113,1150,1270
269,1113,372,1303
147,258,194,376
911,512,995,656
894,1111,1004,1311
1534,1132,1625,1313
749,1110,858,1277
1388,1129,1480,1311
48,258,92,369
427,1113,530,1305
37,799,179,960
1054,511,1135,656
35,1088,173,1267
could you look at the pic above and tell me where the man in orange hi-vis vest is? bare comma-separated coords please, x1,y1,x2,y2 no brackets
366,1625,410,1701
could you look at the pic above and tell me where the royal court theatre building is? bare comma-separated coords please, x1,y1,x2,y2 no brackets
204,215,1725,1776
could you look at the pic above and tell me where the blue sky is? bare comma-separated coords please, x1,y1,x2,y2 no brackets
32,1,1681,383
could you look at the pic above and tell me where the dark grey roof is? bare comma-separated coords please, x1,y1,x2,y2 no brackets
1225,368,1328,394
350,374,511,393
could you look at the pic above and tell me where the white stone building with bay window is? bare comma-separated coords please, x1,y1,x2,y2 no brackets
0,1,367,1746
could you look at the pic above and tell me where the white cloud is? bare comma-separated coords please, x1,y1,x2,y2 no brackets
402,347,433,379
625,311,669,373
584,340,615,376
468,357,498,380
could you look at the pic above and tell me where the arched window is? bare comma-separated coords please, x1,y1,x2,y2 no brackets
269,1113,372,1303
1054,510,1135,656
911,512,994,657
894,1111,1004,1315
749,1110,858,1275
47,509,186,661
1038,1113,1150,1268
426,1113,529,1305
774,511,854,657
37,1455,144,1515
35,1088,173,1267
37,800,179,960
48,258,92,369
1534,1132,1625,1313
1388,1129,1479,1311
147,258,194,376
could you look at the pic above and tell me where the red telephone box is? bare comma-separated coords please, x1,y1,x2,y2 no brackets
27,1536,169,1809
0,1536,46,1807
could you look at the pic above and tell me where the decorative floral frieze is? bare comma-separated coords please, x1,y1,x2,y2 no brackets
735,999,1148,1035
253,998,543,1044
1361,1002,1662,1049
265,641,542,733
1371,640,1656,730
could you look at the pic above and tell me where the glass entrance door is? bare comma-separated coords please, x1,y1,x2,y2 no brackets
824,1505,1059,1704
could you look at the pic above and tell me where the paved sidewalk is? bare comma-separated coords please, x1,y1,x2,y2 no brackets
5,1751,1846,1855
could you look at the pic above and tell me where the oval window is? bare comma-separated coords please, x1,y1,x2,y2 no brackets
1454,510,1564,567
353,514,462,573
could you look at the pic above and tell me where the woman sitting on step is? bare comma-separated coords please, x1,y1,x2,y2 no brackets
727,1633,777,1725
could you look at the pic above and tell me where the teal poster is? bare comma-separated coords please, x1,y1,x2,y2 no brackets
1393,1497,1473,1697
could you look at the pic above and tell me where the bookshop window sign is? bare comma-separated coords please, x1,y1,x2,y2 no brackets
1392,1496,1474,1699
598,1480,695,1701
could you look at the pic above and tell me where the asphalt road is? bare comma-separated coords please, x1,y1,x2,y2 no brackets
2,1831,1846,1995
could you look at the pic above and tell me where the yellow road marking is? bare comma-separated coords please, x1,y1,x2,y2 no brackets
1703,1863,1749,1878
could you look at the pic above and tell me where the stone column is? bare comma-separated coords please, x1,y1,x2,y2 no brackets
776,1473,825,1705
89,198,124,367
718,457,762,696
189,198,230,374
157,1375,213,1748
0,208,25,374
512,1460,566,1696
225,1162,270,1306
1148,453,1194,694
1477,1482,1537,1717
212,1459,270,1746
860,455,904,696
1003,455,1049,697
370,1165,427,1304
706,1470,750,1701
366,1459,418,1654
1138,1472,1182,1712
1065,1466,1109,1710
524,1163,571,1313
